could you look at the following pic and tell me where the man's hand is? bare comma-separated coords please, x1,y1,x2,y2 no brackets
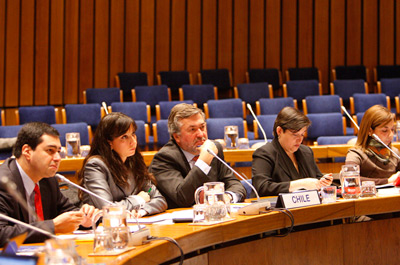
198,140,218,165
53,211,84,234
79,204,100,228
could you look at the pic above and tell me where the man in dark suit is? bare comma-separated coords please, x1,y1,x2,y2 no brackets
0,122,97,247
149,103,246,209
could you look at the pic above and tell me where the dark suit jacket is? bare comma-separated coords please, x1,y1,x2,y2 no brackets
149,140,246,209
252,138,323,196
0,158,77,247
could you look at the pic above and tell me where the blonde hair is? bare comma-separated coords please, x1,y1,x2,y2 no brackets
356,105,395,150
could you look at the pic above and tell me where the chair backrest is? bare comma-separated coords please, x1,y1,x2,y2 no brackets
153,119,170,147
64,104,102,130
303,95,342,114
17,106,57,125
134,120,148,148
317,136,357,145
333,65,367,80
156,100,194,120
132,85,171,107
307,113,345,139
116,72,148,101
199,69,232,91
206,117,246,140
180,84,217,106
375,65,400,81
254,115,277,140
247,68,281,91
110,102,150,123
0,125,23,159
351,93,389,114
84,87,122,105
51,122,90,146
204,98,245,119
287,67,320,81
256,97,295,115
158,71,191,93
234,83,273,105
283,80,321,102
331,79,367,102
378,78,400,99
355,112,365,126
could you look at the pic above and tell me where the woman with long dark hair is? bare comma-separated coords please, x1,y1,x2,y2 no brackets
78,113,167,216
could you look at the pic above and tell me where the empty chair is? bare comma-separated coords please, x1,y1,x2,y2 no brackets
198,69,232,98
330,79,368,106
152,119,170,148
286,67,320,81
256,97,297,115
0,125,22,159
234,83,273,105
350,93,390,114
206,117,248,140
179,84,218,107
157,71,192,99
253,114,277,140
16,106,58,125
115,72,148,101
51,122,91,146
306,113,347,140
156,100,195,120
246,68,281,91
302,95,342,115
332,65,368,81
62,104,104,132
351,112,365,134
283,80,322,103
204,98,245,119
374,65,400,82
316,135,357,162
110,102,151,123
377,78,400,99
83,87,122,105
132,85,171,108
133,120,150,149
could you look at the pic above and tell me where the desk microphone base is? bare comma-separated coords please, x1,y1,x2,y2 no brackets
238,201,271,215
130,228,151,246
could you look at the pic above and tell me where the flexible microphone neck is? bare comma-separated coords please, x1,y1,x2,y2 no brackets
341,106,359,130
206,148,260,200
247,103,267,143
372,134,400,160
0,212,58,239
102,102,109,114
55,174,117,206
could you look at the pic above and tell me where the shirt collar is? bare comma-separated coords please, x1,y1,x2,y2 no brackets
180,148,197,163
16,160,36,197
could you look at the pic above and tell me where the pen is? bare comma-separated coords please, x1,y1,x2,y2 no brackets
147,188,152,193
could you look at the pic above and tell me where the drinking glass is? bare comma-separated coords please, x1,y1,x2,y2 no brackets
194,182,228,222
93,230,113,253
66,132,81,157
361,181,377,197
224,126,239,149
340,164,361,199
320,186,337,203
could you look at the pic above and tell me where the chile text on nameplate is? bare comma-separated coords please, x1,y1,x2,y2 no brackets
278,190,320,209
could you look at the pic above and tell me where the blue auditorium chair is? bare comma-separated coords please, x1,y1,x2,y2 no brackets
132,85,171,108
0,125,23,159
374,65,400,82
84,87,122,106
152,119,170,148
286,67,320,81
51,122,90,146
63,104,104,132
110,102,151,123
246,68,281,91
179,84,218,107
306,113,347,141
302,95,342,115
16,106,58,125
198,69,232,98
332,65,368,81
330,79,368,107
157,71,192,99
234,83,273,105
350,93,390,114
204,98,245,119
115,72,148,101
155,100,195,120
206,117,248,140
256,97,296,115
283,80,322,103
253,114,277,141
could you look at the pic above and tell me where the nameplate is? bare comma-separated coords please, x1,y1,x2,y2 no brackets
278,190,320,209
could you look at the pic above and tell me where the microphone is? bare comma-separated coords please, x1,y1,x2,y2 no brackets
247,103,268,143
206,148,271,215
0,212,58,239
102,102,109,115
55,174,116,206
341,106,359,130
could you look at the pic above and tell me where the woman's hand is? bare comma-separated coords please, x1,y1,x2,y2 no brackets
137,191,150,202
388,172,400,184
319,173,333,187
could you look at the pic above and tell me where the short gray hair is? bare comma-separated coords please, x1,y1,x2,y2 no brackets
168,103,205,137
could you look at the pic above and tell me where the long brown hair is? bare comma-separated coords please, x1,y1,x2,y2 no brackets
356,105,395,150
78,112,155,191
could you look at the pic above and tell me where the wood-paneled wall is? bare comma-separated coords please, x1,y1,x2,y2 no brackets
1,0,400,115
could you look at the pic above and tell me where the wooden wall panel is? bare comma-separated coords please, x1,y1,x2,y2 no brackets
217,0,233,71
298,0,313,67
265,0,281,69
186,0,201,84
233,0,248,85
64,0,79,104
20,0,35,106
155,0,170,75
5,0,20,107
79,0,94,101
397,0,400,65
249,0,264,69
0,0,4,107
379,0,395,65
94,0,110,88
109,0,125,88
363,0,378,84
346,0,362,65
49,0,64,105
202,0,217,69
140,0,155,85
281,0,297,77
125,0,140,73
314,0,330,93
171,0,186,71
330,0,345,72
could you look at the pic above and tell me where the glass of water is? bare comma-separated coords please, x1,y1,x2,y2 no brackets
66,132,81,157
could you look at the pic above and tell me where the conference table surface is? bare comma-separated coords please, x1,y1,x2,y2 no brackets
28,192,400,265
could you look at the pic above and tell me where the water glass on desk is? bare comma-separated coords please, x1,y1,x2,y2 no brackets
320,186,337,203
340,164,361,199
361,181,377,197
66,132,81,157
194,182,228,222
224,126,239,149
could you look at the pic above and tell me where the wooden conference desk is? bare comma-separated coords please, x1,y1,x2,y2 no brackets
59,194,400,265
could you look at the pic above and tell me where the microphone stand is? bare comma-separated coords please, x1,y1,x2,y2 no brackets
247,103,268,143
102,102,109,115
